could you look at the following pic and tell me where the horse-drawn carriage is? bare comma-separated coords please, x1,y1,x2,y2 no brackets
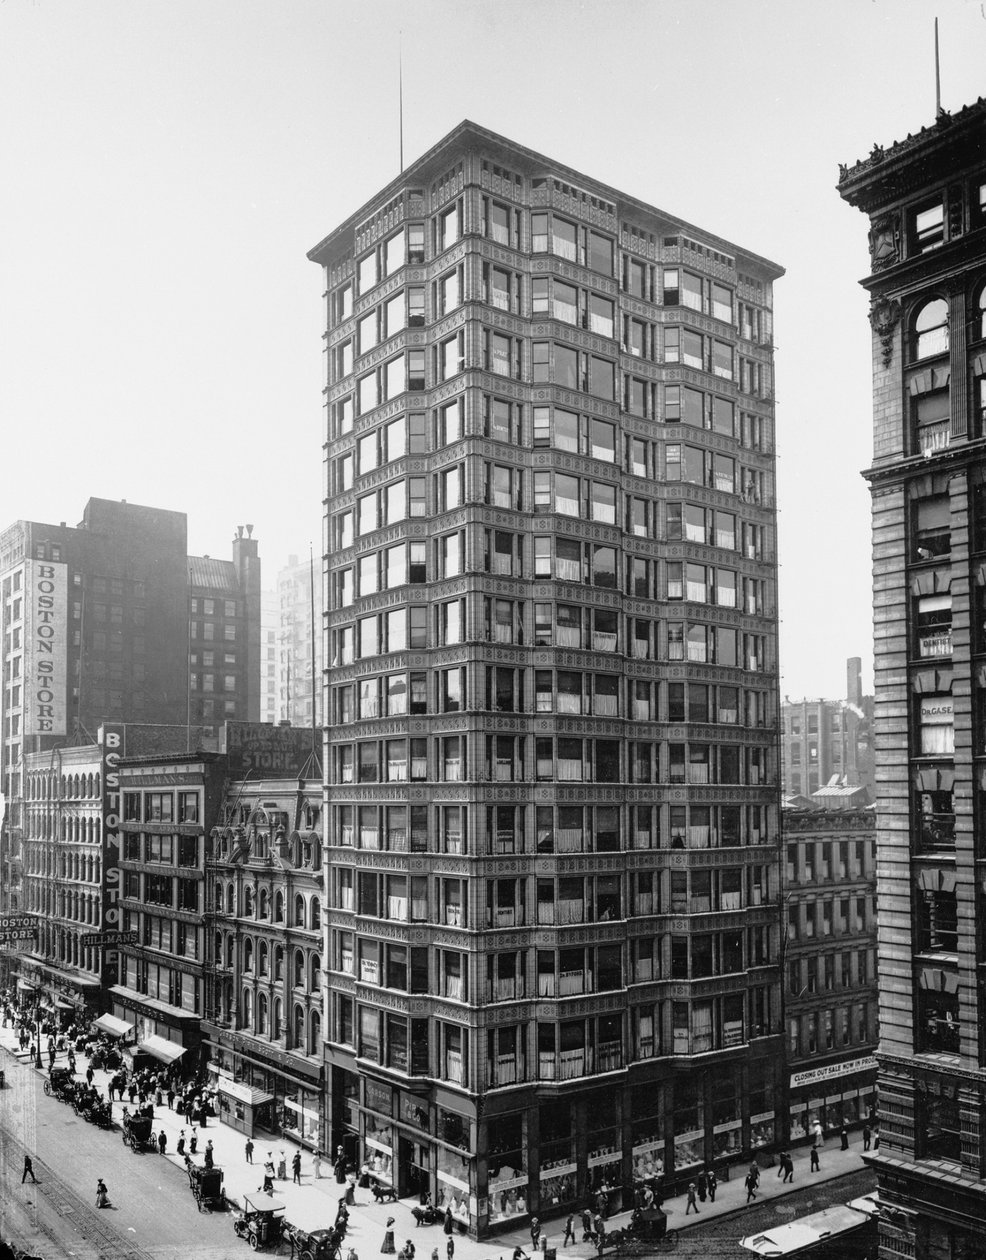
121,1111,155,1152
233,1194,287,1251
74,1087,112,1127
285,1225,343,1260
599,1207,678,1255
43,1067,76,1102
188,1162,226,1212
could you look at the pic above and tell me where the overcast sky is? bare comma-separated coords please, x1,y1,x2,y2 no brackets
2,0,984,700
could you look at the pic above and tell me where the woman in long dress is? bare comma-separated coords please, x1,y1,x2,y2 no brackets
381,1216,396,1254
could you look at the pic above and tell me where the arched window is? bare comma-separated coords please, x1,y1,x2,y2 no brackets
274,946,284,981
914,298,949,360
273,997,283,1040
293,1004,305,1048
258,992,269,1035
226,883,235,914
294,949,305,988
259,889,269,919
244,887,254,917
311,897,321,931
274,892,284,923
243,988,254,1029
295,894,306,928
309,1009,321,1055
243,938,254,972
226,935,235,968
310,953,321,991
258,941,269,976
977,285,986,342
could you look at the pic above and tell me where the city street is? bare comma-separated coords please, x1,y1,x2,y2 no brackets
0,1023,878,1260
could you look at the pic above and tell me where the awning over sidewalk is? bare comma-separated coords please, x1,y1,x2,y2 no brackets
218,1078,274,1106
92,1014,134,1039
134,1035,186,1065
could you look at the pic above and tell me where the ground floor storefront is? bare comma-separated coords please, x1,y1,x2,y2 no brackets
786,1054,878,1146
14,955,101,1026
202,1020,324,1150
327,1044,784,1240
106,983,202,1073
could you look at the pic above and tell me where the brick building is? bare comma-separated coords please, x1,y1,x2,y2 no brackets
839,96,986,1256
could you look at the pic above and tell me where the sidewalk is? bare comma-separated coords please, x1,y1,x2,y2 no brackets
1,1022,875,1256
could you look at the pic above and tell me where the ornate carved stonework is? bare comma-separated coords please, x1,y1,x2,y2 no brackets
869,297,901,368
867,212,900,270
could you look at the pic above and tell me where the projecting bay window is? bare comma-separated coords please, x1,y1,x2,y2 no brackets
487,529,522,577
487,951,526,1003
442,879,466,928
662,268,702,311
487,877,525,929
623,255,652,301
487,734,523,782
484,395,520,444
487,804,521,855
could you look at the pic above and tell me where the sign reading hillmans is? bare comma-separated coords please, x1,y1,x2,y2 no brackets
25,560,67,736
80,931,138,947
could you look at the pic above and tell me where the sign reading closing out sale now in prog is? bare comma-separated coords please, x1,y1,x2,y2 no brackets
24,559,67,736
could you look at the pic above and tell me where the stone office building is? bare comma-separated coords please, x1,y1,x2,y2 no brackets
839,96,986,1257
309,122,783,1237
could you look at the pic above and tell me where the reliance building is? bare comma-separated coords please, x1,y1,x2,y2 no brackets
310,121,783,1238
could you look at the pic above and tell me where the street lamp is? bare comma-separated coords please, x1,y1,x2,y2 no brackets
33,991,43,1070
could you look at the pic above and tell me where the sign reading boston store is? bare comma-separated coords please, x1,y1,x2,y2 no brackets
25,560,67,736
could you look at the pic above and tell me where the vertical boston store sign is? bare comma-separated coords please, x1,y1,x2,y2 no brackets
100,724,126,986
24,560,68,736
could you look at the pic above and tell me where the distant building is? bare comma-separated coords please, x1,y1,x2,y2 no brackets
839,95,986,1257
0,500,262,930
781,657,874,800
17,722,217,1023
200,756,323,1145
261,591,280,724
782,807,878,1144
277,554,322,730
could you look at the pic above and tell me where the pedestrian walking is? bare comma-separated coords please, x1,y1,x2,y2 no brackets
777,1152,786,1178
563,1214,576,1247
685,1182,699,1215
782,1153,794,1183
745,1171,758,1203
840,1126,849,1151
189,1129,198,1156
263,1158,275,1195
810,1147,820,1172
443,1208,454,1236
177,1131,186,1157
292,1151,302,1184
381,1217,396,1255
581,1208,593,1241
697,1170,707,1202
863,1124,871,1151
158,1131,167,1155
21,1156,37,1184
167,1087,175,1110
245,1138,254,1164
446,1237,454,1260
95,1178,109,1208
707,1170,717,1202
530,1217,541,1251
313,1150,322,1179
432,1250,439,1260
204,1140,214,1170
748,1160,760,1189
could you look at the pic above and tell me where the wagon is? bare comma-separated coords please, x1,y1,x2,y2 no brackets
121,1111,155,1152
287,1225,342,1260
43,1067,75,1101
188,1162,226,1212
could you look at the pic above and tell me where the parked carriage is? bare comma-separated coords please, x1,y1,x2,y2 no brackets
43,1067,76,1102
188,1162,226,1212
286,1225,343,1260
121,1111,155,1152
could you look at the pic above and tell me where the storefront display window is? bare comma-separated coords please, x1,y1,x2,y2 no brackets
364,1112,394,1183
672,1079,703,1171
487,1114,527,1225
712,1122,742,1160
750,1113,775,1149
436,1146,473,1225
539,1169,576,1209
